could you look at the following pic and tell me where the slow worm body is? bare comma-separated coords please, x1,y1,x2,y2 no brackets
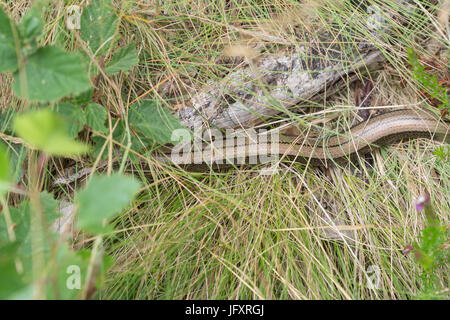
55,109,449,185
270,108,449,164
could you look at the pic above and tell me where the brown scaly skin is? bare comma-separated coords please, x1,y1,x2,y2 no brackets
54,109,449,185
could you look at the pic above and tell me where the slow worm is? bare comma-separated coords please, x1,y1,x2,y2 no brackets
54,109,449,185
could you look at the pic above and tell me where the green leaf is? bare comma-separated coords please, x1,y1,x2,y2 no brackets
0,143,10,183
14,108,89,156
0,204,29,248
80,0,118,56
18,6,42,57
0,143,10,195
72,88,94,105
4,143,26,184
0,7,18,72
91,118,146,160
75,174,141,234
105,43,139,75
91,136,109,160
85,103,107,134
0,192,61,245
129,100,185,144
55,102,85,138
46,243,89,300
0,192,61,291
72,249,113,297
0,242,30,299
39,191,61,225
19,7,42,41
46,247,113,299
55,102,108,137
12,46,91,103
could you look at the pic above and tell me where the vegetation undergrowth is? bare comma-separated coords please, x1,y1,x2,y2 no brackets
0,0,448,299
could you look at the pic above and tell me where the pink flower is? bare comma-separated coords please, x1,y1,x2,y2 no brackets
414,191,430,211
402,244,414,255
